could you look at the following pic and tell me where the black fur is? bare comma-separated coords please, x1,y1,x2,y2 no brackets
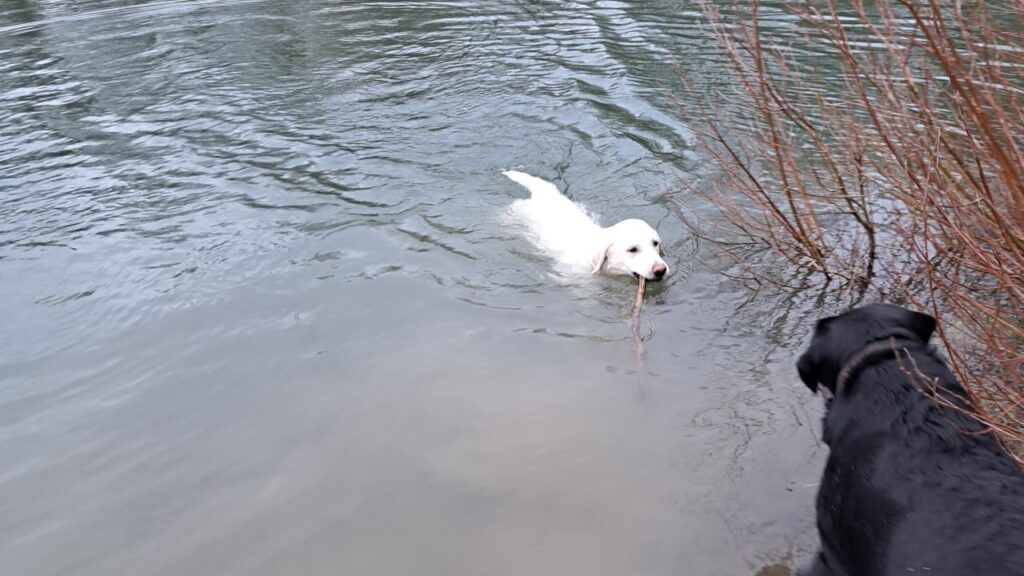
797,303,1024,576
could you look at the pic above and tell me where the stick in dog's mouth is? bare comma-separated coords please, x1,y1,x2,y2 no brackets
632,276,646,319
631,276,646,374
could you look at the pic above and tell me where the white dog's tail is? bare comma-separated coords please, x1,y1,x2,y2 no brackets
503,170,562,199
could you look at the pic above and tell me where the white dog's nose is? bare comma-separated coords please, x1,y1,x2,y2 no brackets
653,263,667,279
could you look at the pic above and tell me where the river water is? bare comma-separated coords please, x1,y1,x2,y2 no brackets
1,2,835,574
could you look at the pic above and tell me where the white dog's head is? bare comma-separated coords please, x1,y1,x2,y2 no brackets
591,219,669,281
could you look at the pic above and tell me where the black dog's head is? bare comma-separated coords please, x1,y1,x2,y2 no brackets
797,303,936,394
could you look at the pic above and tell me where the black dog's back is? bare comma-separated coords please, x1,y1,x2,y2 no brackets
798,304,1024,576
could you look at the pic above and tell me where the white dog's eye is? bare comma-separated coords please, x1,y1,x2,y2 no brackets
653,240,659,247
627,246,639,254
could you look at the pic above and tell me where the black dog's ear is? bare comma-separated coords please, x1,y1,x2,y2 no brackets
796,352,818,393
907,310,936,343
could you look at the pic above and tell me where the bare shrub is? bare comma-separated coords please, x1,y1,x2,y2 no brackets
678,0,1024,457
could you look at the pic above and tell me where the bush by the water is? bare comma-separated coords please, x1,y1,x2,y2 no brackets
680,0,1024,457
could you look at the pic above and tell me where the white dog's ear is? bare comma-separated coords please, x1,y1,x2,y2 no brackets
591,244,612,274
658,243,666,257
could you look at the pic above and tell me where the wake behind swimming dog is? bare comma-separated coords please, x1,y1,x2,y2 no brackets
503,170,669,281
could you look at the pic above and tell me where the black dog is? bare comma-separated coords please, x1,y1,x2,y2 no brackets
797,303,1024,576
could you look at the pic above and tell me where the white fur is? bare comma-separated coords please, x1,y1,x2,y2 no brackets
504,170,669,281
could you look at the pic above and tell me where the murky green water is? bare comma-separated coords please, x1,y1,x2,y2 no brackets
0,2,840,574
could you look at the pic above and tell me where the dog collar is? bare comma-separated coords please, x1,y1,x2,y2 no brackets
835,337,918,395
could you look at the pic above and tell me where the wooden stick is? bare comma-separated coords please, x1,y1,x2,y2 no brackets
632,276,646,319
632,276,646,375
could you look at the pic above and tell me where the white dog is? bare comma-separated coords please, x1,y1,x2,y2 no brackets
504,170,669,281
